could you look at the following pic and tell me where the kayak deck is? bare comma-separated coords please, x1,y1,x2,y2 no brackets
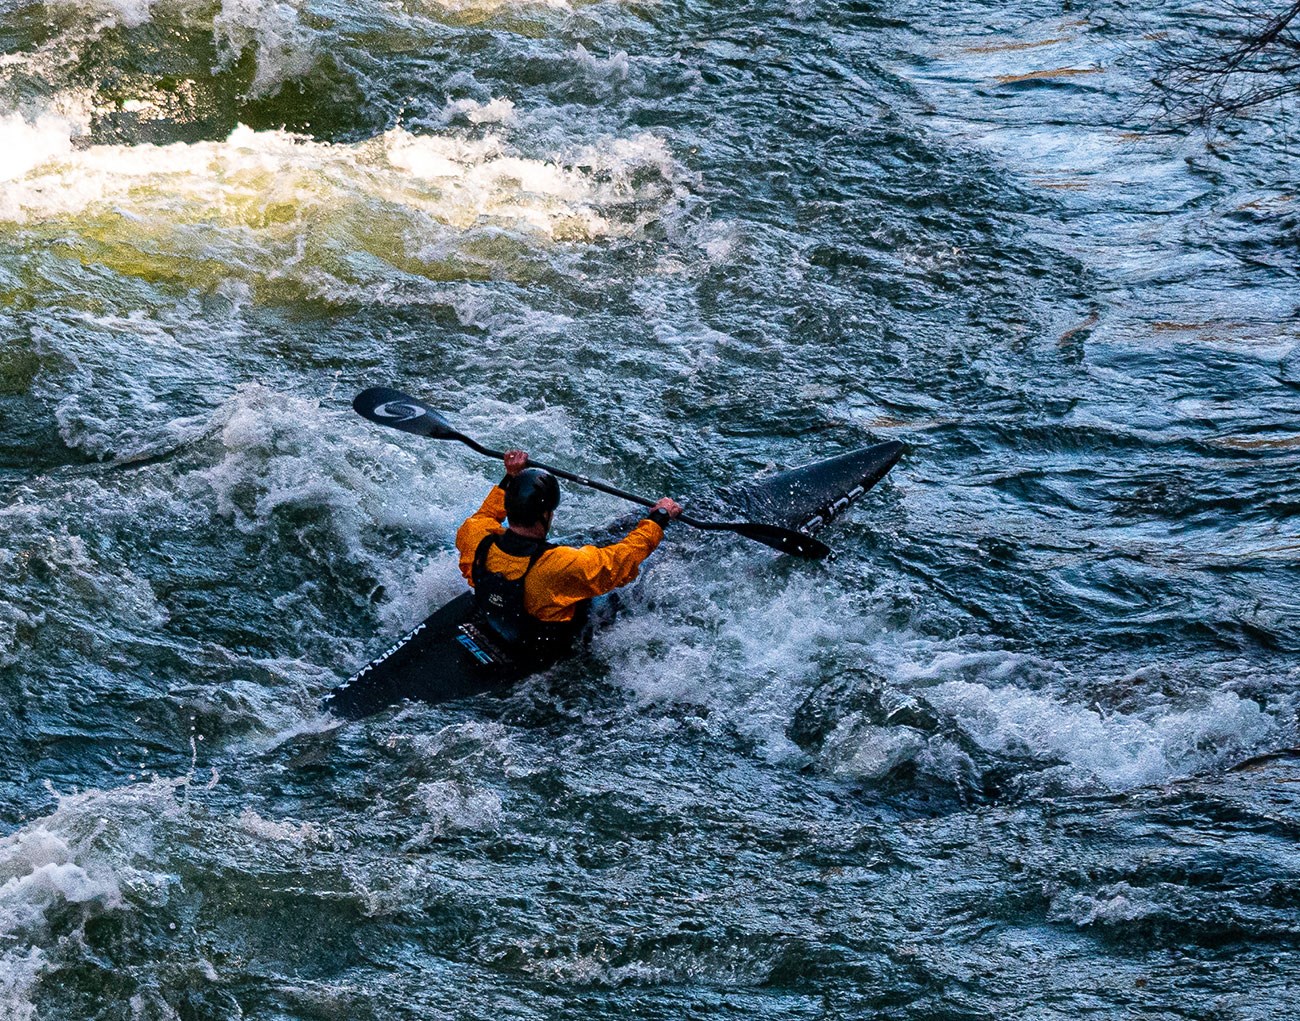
323,592,525,720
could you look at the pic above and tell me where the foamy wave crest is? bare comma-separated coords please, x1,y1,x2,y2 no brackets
0,778,185,1018
795,641,1294,794
237,808,321,847
211,0,317,95
189,384,466,544
441,96,518,126
1049,881,1168,929
37,0,316,96
0,114,74,183
412,780,502,839
597,565,848,761
0,113,680,298
404,0,575,26
176,383,535,632
926,680,1280,791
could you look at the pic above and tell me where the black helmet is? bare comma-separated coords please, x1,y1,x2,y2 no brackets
504,468,560,526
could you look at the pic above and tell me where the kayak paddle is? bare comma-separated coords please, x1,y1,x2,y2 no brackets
352,386,832,559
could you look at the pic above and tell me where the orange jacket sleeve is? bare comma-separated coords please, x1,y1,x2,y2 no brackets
456,484,507,582
528,519,664,618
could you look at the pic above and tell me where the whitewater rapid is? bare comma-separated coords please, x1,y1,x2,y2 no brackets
1,0,1297,1017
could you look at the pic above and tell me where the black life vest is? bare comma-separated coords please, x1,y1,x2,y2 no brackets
470,533,589,659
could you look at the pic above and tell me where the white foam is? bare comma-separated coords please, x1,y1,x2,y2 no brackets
596,557,1291,790
237,808,320,847
598,564,848,761
697,220,741,264
818,718,929,780
0,946,43,1021
926,679,1279,791
0,860,123,929
573,44,631,82
375,557,466,633
189,384,473,568
40,0,317,96
413,781,502,837
1049,881,1163,928
0,778,185,1019
442,97,518,126
0,114,75,182
0,114,681,295
211,0,317,97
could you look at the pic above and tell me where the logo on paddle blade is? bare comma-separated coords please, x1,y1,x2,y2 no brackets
371,401,424,423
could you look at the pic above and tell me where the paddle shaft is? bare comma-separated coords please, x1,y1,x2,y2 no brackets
452,433,716,529
350,386,831,557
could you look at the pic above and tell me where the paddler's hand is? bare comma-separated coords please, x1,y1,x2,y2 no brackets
503,449,529,477
652,497,683,520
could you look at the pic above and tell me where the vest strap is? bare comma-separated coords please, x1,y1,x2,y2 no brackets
472,533,548,585
470,532,587,657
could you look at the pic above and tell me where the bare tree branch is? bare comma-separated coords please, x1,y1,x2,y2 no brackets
1143,2,1300,129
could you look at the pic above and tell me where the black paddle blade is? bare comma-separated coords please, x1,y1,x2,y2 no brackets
730,522,832,559
353,387,458,439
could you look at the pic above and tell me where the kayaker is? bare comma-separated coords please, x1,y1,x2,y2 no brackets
455,449,682,660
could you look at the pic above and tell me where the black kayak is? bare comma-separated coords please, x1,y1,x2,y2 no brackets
324,440,903,720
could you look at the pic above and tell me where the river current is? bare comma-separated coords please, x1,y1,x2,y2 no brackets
1,0,1298,1017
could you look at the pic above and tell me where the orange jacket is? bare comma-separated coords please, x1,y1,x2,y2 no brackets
455,484,664,623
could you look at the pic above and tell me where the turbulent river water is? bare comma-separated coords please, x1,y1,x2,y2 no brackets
2,0,1299,1017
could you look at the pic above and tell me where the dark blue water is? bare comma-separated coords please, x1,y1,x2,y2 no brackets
1,0,1297,1017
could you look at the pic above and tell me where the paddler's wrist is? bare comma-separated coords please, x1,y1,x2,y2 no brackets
646,508,671,528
